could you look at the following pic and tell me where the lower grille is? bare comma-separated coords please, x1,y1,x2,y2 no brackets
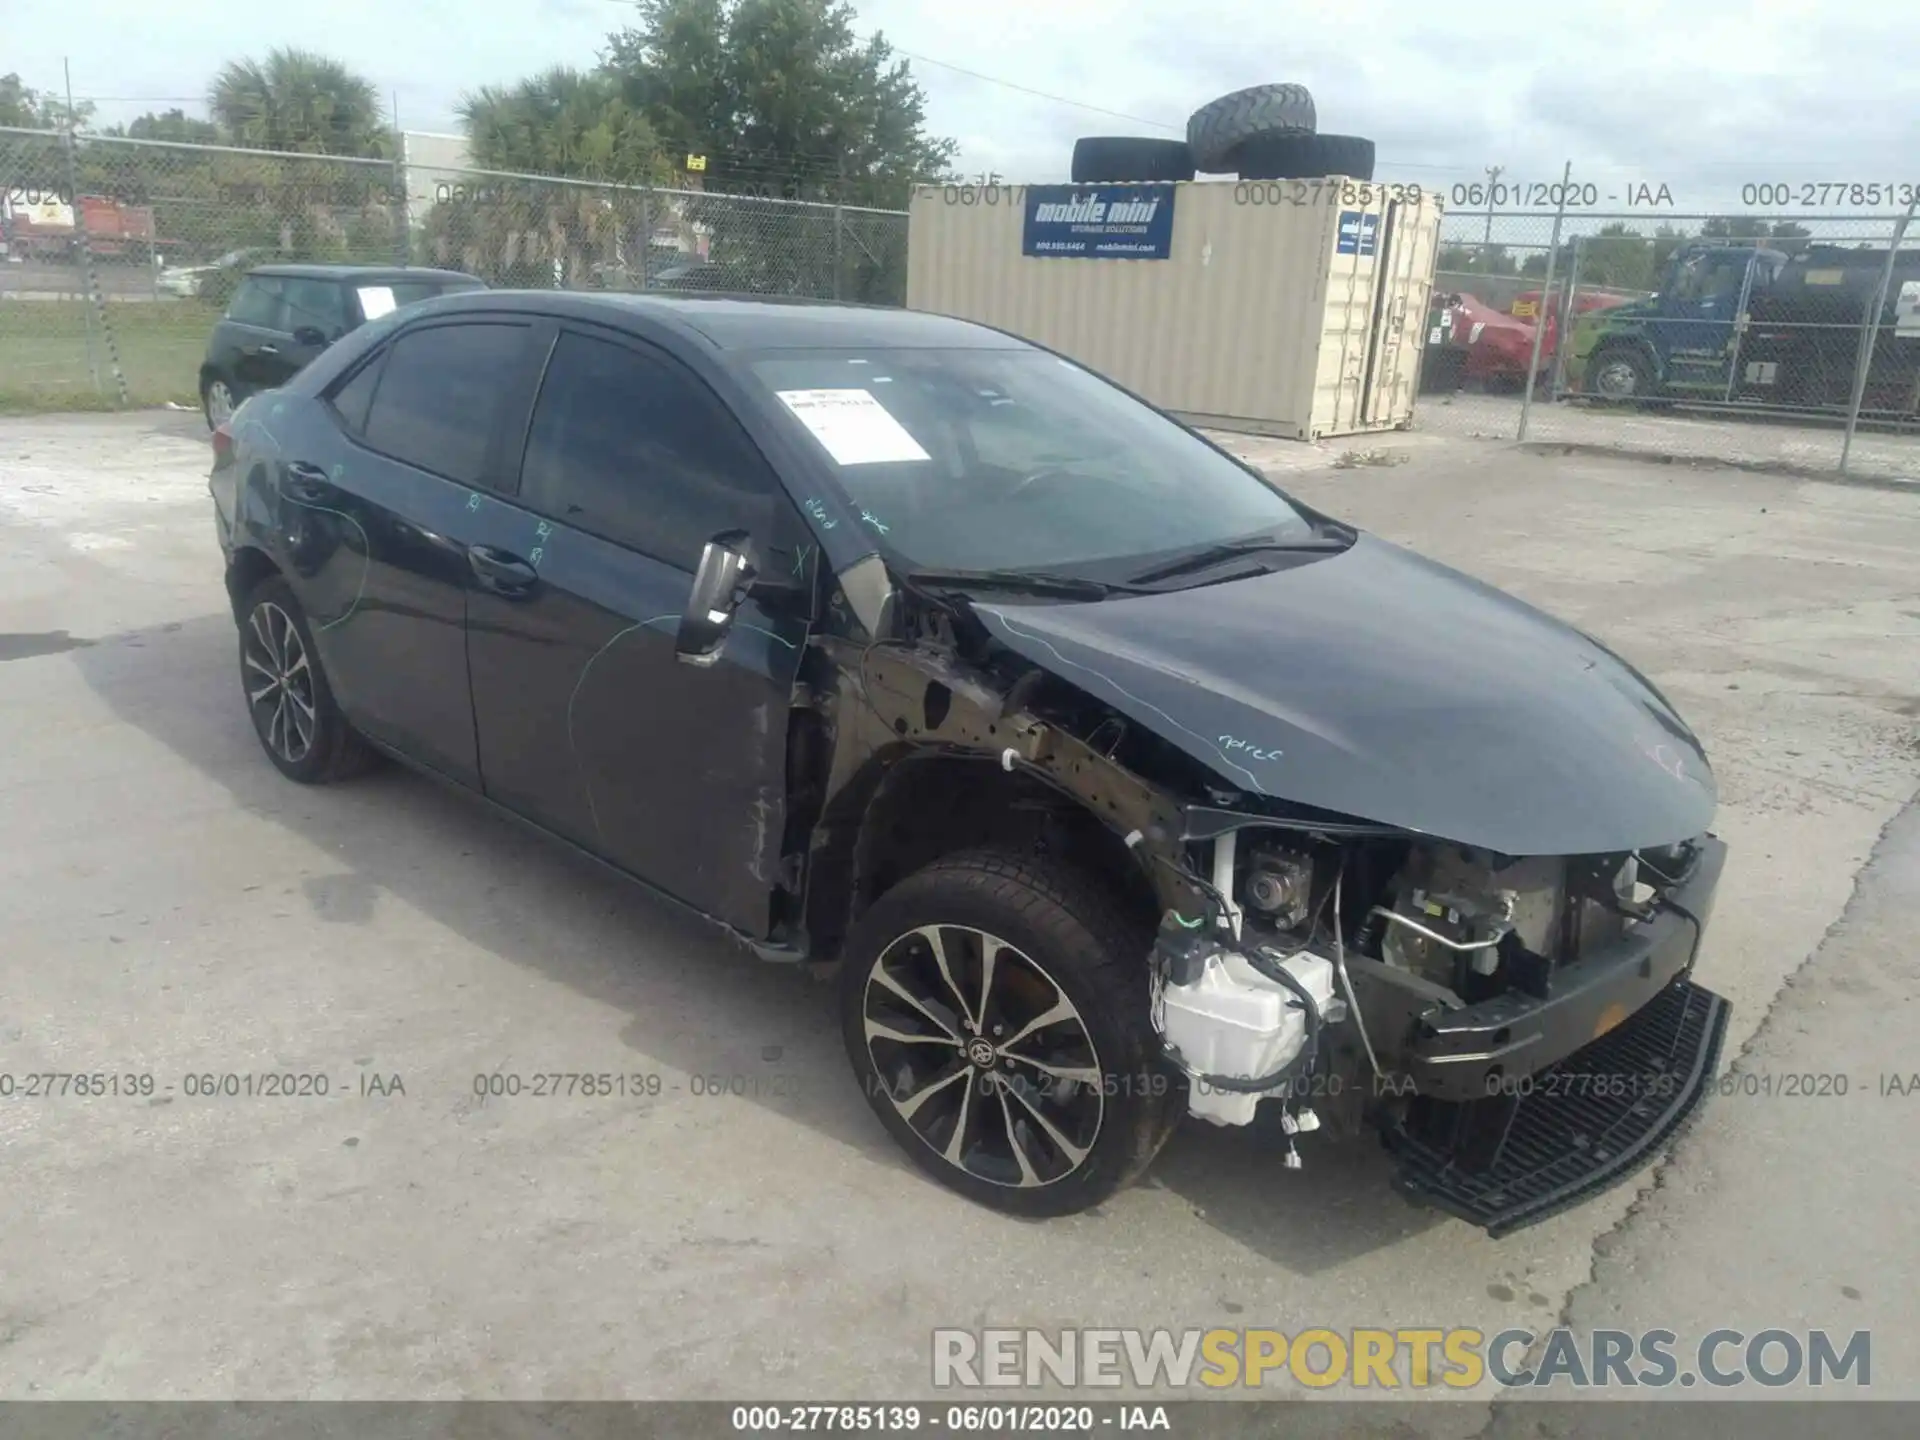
1385,978,1729,1237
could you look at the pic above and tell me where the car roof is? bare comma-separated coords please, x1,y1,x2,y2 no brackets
410,289,1027,351
247,264,482,284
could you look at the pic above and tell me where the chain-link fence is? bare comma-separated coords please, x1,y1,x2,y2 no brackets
1,125,908,412
1413,193,1920,482
9,124,1919,483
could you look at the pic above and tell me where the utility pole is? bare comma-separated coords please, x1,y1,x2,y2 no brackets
1481,165,1502,269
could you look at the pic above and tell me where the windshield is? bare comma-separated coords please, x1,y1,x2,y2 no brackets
744,346,1317,575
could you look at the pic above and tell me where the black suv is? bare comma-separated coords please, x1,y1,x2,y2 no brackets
199,264,484,428
210,290,1730,1230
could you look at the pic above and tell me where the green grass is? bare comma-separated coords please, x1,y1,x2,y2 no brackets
0,300,218,413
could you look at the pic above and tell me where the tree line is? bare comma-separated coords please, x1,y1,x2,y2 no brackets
3,0,954,301
4,0,956,205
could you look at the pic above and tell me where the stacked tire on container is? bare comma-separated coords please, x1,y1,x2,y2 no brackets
1070,83,1375,185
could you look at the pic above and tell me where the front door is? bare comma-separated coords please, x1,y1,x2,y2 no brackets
464,324,811,934
223,274,295,395
1653,249,1752,394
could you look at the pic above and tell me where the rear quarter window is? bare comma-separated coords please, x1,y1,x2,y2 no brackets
328,353,386,435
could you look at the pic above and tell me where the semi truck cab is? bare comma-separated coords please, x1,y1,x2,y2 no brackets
1565,244,1783,403
1566,240,1920,416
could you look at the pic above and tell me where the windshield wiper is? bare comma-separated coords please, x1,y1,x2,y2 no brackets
900,567,1150,600
1124,529,1350,586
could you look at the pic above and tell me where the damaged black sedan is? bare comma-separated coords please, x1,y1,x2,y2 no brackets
210,291,1728,1233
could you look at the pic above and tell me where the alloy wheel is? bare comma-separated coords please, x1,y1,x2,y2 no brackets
243,601,317,765
861,924,1105,1189
206,379,236,427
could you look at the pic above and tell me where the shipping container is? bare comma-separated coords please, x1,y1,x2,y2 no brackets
906,179,1444,440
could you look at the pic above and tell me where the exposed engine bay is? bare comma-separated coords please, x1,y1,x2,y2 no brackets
814,558,1730,1233
1150,827,1711,1121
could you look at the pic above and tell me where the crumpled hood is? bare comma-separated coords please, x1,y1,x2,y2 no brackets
975,534,1716,856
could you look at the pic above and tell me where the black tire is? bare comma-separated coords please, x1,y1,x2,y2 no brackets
1186,83,1316,173
1585,344,1657,403
840,849,1182,1218
237,575,376,784
202,373,240,430
1070,137,1196,184
1232,133,1376,182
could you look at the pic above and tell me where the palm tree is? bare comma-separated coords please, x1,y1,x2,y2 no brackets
428,69,669,288
459,68,664,185
208,49,387,157
204,50,394,265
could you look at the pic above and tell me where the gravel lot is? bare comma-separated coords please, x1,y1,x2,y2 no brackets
1,410,1916,1413
1415,390,1920,488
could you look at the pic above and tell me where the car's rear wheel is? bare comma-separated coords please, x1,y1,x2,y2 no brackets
203,376,238,430
238,576,374,784
840,849,1180,1217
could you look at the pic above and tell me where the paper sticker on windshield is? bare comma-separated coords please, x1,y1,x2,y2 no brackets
776,389,930,466
356,285,397,320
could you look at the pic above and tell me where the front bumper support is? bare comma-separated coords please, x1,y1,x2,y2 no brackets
1385,976,1729,1236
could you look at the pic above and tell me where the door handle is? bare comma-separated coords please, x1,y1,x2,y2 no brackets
283,461,331,503
468,545,538,596
258,343,279,354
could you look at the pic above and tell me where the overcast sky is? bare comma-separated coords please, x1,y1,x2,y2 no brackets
9,0,1919,222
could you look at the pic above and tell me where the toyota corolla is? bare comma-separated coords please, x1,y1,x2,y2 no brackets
210,290,1728,1231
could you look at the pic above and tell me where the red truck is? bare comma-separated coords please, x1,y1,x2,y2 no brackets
1468,289,1637,390
0,189,156,263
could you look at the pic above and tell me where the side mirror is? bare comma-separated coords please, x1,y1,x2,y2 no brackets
292,325,329,348
676,535,756,667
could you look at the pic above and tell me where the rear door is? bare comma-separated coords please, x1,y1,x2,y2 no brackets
1359,199,1434,425
463,322,812,933
286,315,539,785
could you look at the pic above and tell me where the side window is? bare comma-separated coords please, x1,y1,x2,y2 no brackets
227,277,286,330
360,322,528,485
282,278,350,339
328,352,386,435
518,331,775,569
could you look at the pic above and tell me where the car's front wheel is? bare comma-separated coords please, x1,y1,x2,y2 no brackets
1587,346,1657,403
238,575,374,784
840,849,1180,1217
